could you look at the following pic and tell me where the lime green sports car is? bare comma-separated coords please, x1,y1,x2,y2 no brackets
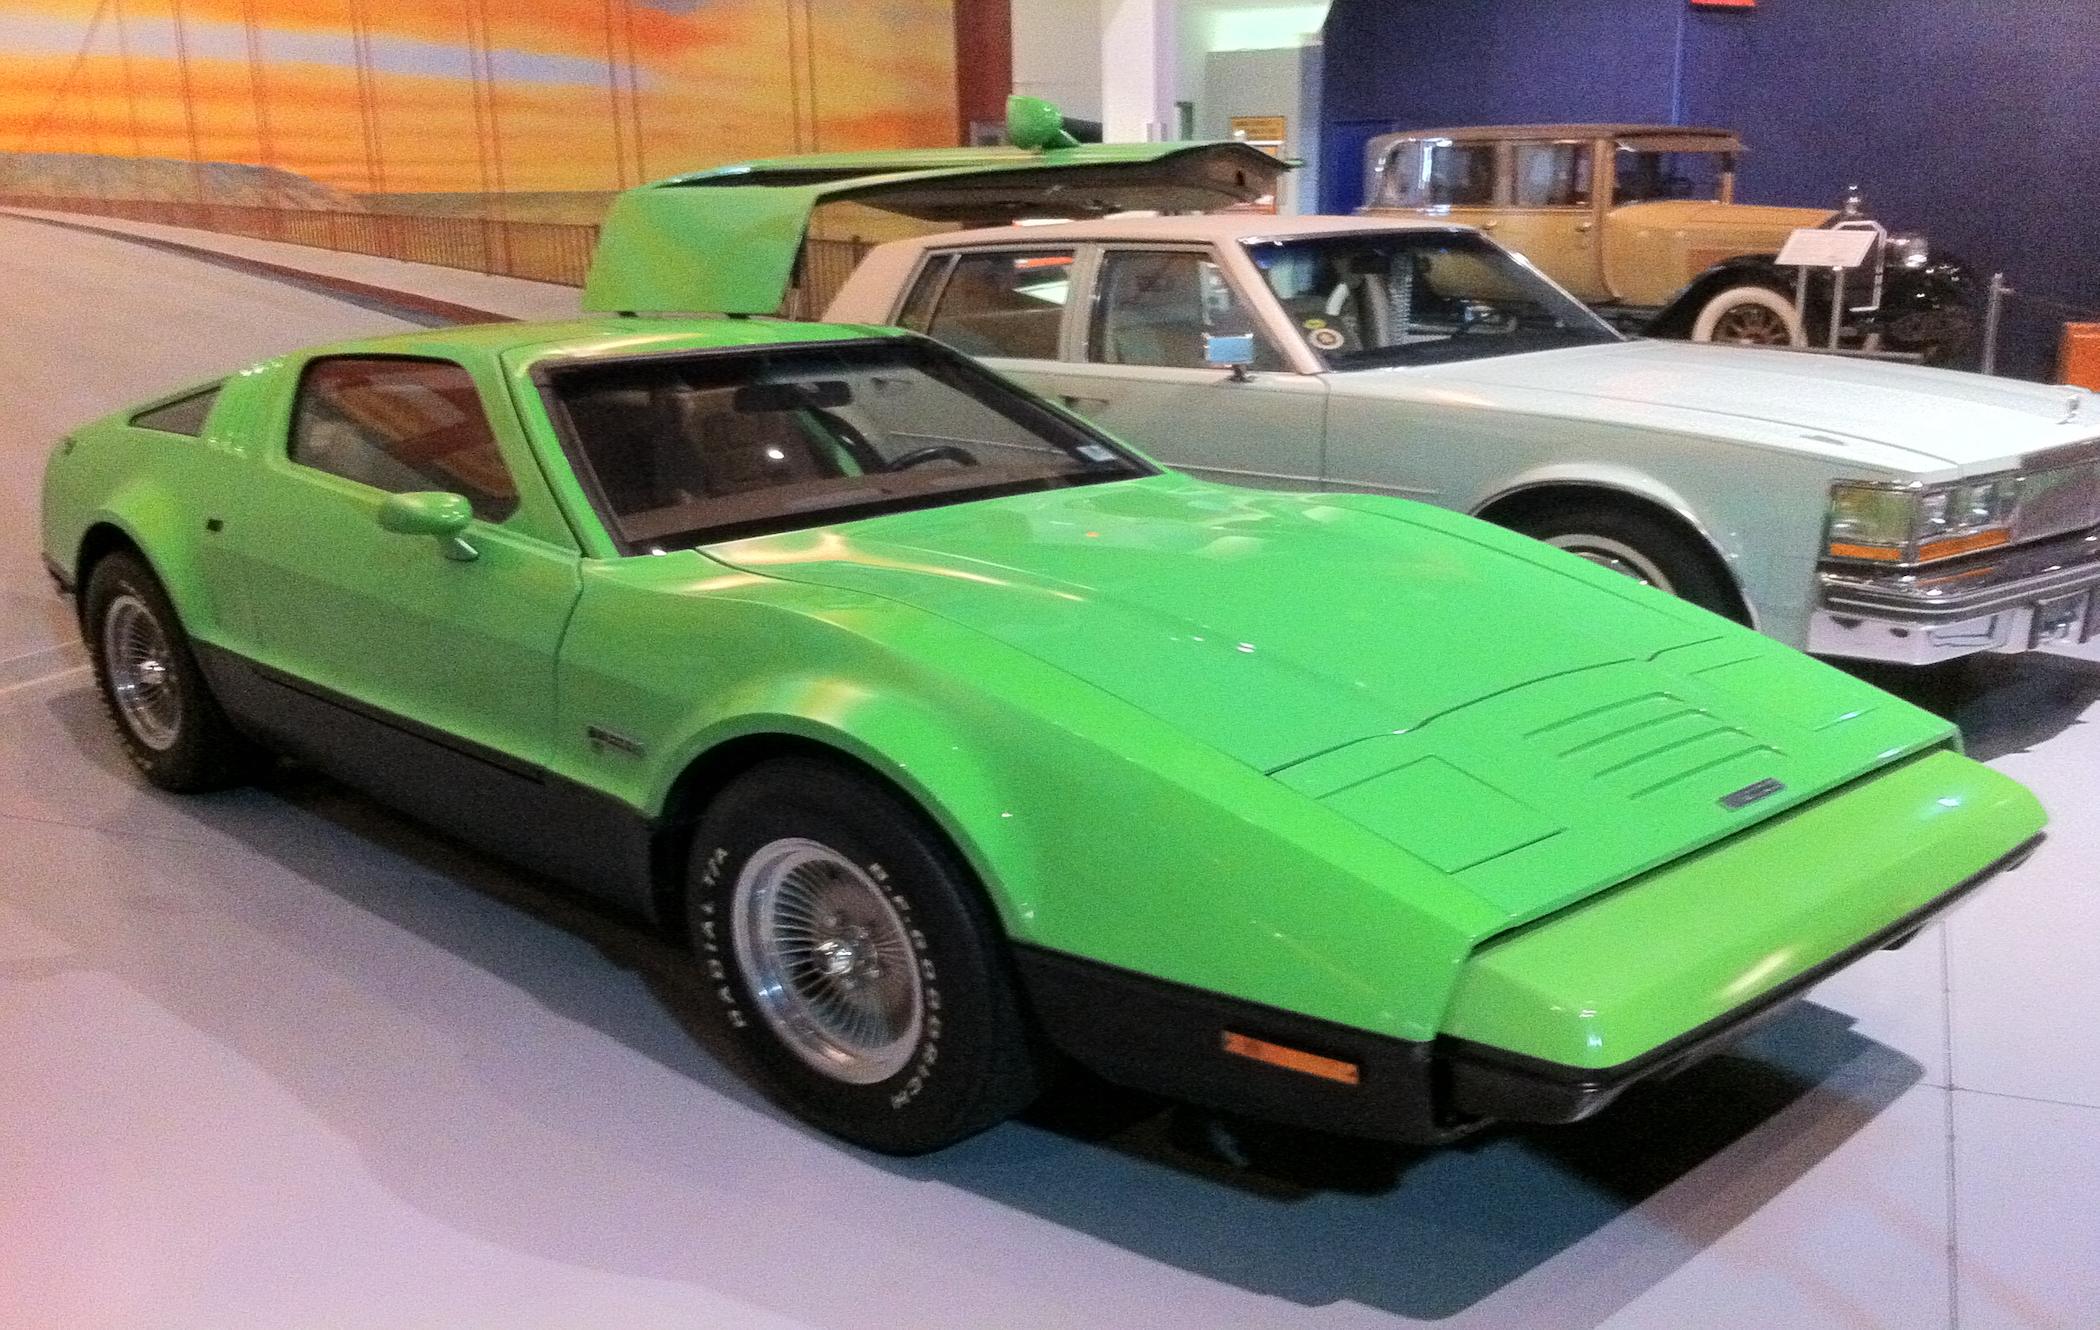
41,315,2044,1154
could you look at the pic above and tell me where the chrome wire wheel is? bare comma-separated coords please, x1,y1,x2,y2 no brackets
1545,533,1677,593
102,593,183,751
730,837,924,1085
1709,302,1796,345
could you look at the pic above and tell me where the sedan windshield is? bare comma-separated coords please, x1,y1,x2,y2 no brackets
1244,231,1620,370
545,338,1149,551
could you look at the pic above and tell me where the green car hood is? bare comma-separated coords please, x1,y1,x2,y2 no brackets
583,140,1284,316
712,477,1955,925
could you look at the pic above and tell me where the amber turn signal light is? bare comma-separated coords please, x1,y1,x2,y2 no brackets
1220,1031,1361,1085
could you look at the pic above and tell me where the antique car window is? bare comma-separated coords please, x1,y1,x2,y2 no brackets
1612,145,1729,203
543,338,1148,550
922,249,1076,360
1512,142,1593,208
288,357,520,522
1246,230,1619,369
129,385,222,437
895,253,954,333
1373,140,1498,208
1086,250,1287,371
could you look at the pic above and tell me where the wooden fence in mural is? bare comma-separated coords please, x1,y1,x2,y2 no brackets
0,194,873,312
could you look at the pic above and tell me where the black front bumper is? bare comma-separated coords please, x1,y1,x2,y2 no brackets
1014,835,2041,1143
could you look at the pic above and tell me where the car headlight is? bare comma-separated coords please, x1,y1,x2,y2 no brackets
1887,233,1931,269
1827,478,2017,564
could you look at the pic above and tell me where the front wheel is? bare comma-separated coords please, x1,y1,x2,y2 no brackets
686,757,1048,1154
1507,504,1746,622
1691,285,1806,348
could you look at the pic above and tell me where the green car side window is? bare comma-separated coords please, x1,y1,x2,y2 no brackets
288,356,520,523
130,385,221,437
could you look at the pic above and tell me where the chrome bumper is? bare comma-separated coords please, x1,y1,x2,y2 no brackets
1808,527,2100,665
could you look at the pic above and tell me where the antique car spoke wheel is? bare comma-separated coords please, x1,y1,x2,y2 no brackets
1691,285,1805,348
731,837,925,1085
1710,304,1794,345
102,593,185,751
1543,534,1676,592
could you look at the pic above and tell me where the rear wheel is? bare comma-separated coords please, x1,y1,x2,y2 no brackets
81,552,262,792
686,756,1048,1154
1506,503,1745,622
1691,285,1805,348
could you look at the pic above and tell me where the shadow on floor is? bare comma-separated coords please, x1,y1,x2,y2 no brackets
1843,650,2100,762
17,683,1918,1325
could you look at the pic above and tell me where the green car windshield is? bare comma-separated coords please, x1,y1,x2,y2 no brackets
1245,231,1621,370
544,338,1150,551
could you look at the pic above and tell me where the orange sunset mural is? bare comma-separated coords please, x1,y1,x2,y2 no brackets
0,0,963,215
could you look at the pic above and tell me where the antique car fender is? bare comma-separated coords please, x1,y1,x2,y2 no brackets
1644,254,1791,339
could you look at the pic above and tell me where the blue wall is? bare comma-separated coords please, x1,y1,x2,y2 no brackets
1321,0,2100,379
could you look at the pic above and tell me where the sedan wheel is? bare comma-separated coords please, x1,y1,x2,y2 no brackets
1542,533,1677,593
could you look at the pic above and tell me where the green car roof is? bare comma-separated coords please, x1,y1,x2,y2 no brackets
583,106,1287,317
307,315,900,366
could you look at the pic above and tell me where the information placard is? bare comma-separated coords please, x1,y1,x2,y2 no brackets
1776,228,1878,270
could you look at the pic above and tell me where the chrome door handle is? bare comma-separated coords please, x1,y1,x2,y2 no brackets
1480,220,1499,231
1576,220,1596,232
1060,394,1109,414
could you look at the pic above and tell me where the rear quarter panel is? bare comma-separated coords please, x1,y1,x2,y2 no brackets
40,364,278,647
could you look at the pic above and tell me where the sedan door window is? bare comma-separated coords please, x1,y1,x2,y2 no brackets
1087,250,1285,371
919,250,1075,359
289,356,519,522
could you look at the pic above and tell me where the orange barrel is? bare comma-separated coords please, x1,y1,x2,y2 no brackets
2060,323,2100,390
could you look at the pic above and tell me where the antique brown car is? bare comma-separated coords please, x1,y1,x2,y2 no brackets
1359,124,1973,361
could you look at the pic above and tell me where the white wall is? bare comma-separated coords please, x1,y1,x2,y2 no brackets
1012,0,1104,124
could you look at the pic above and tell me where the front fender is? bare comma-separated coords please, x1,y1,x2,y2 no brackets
558,559,1506,1043
1470,463,1744,570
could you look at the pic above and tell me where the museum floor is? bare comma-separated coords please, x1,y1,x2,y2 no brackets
3,211,2097,1329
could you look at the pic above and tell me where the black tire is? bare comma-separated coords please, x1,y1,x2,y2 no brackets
686,756,1048,1154
1505,503,1746,622
81,551,262,792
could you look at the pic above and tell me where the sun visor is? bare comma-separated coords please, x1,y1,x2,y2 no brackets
582,142,1289,316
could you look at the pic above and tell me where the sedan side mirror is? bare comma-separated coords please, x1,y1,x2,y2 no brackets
377,491,478,562
1205,332,1257,382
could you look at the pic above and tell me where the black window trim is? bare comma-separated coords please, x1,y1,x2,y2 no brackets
286,351,522,524
128,382,225,437
529,334,1157,558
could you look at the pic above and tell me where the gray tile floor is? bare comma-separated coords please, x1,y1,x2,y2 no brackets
3,213,2097,1329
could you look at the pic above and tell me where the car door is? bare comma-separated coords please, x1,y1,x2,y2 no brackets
1014,245,1329,491
1495,138,1609,301
223,352,581,772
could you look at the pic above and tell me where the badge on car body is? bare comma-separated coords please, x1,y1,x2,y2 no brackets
1719,778,1786,811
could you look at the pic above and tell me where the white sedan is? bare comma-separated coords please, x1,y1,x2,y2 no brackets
829,214,2100,665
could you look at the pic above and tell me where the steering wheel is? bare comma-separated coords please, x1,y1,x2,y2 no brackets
886,444,980,471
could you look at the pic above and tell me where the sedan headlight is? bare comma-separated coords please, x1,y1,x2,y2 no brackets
1827,478,2017,564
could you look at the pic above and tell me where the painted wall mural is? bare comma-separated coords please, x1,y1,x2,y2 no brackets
0,0,962,221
